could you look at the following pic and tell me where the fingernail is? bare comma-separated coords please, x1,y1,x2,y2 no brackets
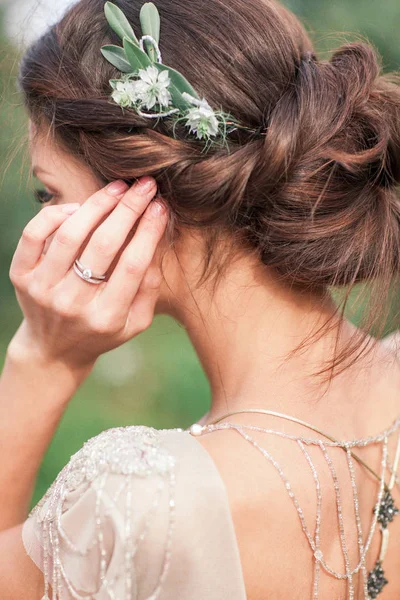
106,180,129,196
137,176,156,192
150,200,166,215
62,203,81,214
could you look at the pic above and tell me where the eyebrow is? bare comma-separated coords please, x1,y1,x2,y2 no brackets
31,166,51,178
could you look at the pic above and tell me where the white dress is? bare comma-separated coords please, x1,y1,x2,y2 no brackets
22,425,247,599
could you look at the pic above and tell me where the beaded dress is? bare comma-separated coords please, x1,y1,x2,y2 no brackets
21,335,400,600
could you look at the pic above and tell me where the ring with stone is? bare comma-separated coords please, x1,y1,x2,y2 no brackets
73,258,107,285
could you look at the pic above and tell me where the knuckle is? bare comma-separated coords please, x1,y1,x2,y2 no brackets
122,255,147,276
22,225,42,244
138,313,154,331
142,209,167,236
9,267,21,287
50,294,75,318
120,196,144,218
140,211,157,231
90,233,115,257
27,279,47,305
142,269,163,291
54,226,78,247
91,192,113,208
87,313,117,335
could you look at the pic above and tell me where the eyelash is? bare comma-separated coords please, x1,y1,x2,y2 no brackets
34,188,56,204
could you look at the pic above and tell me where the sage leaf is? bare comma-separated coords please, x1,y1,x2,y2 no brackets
104,2,139,46
140,2,161,62
154,63,200,105
123,37,152,71
101,45,132,73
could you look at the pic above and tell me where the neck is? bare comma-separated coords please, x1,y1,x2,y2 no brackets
158,239,398,431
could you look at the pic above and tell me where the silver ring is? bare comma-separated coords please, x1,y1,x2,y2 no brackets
73,259,107,285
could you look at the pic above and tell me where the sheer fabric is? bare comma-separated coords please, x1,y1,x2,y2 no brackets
22,426,247,599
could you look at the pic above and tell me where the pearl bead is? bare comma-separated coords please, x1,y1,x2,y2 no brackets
314,549,323,561
189,423,204,436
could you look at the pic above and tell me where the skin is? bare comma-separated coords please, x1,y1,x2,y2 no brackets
27,126,400,431
0,123,399,598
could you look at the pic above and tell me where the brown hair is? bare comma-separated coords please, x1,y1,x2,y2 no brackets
17,0,400,383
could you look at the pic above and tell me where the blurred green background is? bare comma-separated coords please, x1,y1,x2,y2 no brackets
0,0,399,508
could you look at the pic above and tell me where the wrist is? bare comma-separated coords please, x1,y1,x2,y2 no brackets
6,337,95,387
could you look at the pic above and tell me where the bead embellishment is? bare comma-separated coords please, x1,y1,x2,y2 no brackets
189,423,204,436
27,426,180,600
367,561,389,599
374,489,399,528
189,417,400,599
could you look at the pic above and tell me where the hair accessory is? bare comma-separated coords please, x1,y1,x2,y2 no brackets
101,2,266,151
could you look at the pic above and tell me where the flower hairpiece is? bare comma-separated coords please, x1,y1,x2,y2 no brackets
101,1,264,152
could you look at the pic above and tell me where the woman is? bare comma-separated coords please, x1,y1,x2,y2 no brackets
1,0,400,597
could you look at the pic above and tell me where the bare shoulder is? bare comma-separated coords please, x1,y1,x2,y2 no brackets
193,406,400,599
194,426,319,598
381,330,400,353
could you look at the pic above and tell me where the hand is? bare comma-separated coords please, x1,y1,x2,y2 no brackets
8,177,168,371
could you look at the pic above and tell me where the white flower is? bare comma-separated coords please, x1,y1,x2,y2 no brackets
111,80,139,108
183,95,220,140
133,65,172,110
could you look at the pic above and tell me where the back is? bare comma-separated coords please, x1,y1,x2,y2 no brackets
194,334,400,599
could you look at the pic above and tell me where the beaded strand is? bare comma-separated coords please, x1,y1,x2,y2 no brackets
189,410,400,599
32,426,181,600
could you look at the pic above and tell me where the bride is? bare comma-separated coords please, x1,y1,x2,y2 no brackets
1,0,400,597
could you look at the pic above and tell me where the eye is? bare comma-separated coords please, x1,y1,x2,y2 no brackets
33,188,56,204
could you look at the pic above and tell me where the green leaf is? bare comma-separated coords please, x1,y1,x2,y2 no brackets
123,37,152,71
153,63,200,110
140,2,161,62
101,45,132,73
104,2,139,46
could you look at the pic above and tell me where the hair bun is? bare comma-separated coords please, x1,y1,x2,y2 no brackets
329,42,400,187
244,40,400,293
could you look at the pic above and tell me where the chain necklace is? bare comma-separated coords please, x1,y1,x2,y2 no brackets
188,409,400,600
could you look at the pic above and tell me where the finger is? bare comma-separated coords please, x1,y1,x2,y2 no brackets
76,176,157,279
9,204,81,279
97,198,168,314
125,265,164,337
34,180,130,288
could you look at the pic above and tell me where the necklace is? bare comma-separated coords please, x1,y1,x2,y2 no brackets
188,409,400,600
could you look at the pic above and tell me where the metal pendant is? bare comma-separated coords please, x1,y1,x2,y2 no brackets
367,560,389,599
374,489,399,529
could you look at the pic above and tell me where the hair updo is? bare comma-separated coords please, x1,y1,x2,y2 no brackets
18,0,400,380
